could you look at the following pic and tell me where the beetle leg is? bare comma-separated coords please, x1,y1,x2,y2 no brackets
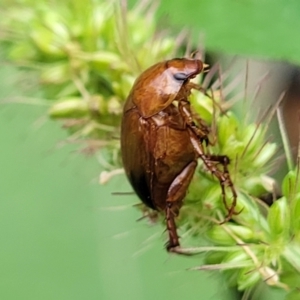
188,132,238,222
165,161,197,251
186,82,213,101
207,155,239,222
185,82,204,93
165,202,180,251
179,100,209,143
178,101,238,222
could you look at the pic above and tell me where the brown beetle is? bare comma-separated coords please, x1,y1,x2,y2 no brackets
121,58,237,252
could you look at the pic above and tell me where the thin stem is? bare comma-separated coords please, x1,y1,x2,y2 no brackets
277,107,294,171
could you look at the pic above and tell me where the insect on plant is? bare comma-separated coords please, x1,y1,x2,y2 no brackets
121,57,238,253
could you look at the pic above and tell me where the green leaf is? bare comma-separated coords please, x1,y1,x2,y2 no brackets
156,0,300,65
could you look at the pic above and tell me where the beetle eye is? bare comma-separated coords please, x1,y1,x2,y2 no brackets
173,72,188,81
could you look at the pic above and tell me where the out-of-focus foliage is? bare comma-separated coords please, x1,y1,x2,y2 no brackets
0,0,176,166
1,0,300,298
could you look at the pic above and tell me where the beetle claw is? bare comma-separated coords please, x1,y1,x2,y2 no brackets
166,242,179,252
219,204,243,224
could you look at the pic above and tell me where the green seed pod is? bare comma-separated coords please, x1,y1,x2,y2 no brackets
42,12,70,41
200,185,225,212
206,225,236,246
237,266,260,290
252,142,277,168
282,170,297,198
88,95,107,115
267,197,290,243
222,250,253,267
205,251,227,265
290,192,300,233
40,63,70,84
230,192,267,229
30,27,66,58
223,269,239,287
81,51,124,70
217,112,239,150
241,176,269,196
225,223,256,242
49,98,89,119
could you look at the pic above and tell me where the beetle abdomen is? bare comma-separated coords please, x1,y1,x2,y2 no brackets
121,104,196,211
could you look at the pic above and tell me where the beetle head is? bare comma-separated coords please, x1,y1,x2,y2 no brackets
167,58,203,82
128,58,204,118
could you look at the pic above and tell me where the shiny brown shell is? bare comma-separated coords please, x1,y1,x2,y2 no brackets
121,58,203,250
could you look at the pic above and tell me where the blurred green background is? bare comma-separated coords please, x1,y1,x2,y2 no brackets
1,0,297,299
